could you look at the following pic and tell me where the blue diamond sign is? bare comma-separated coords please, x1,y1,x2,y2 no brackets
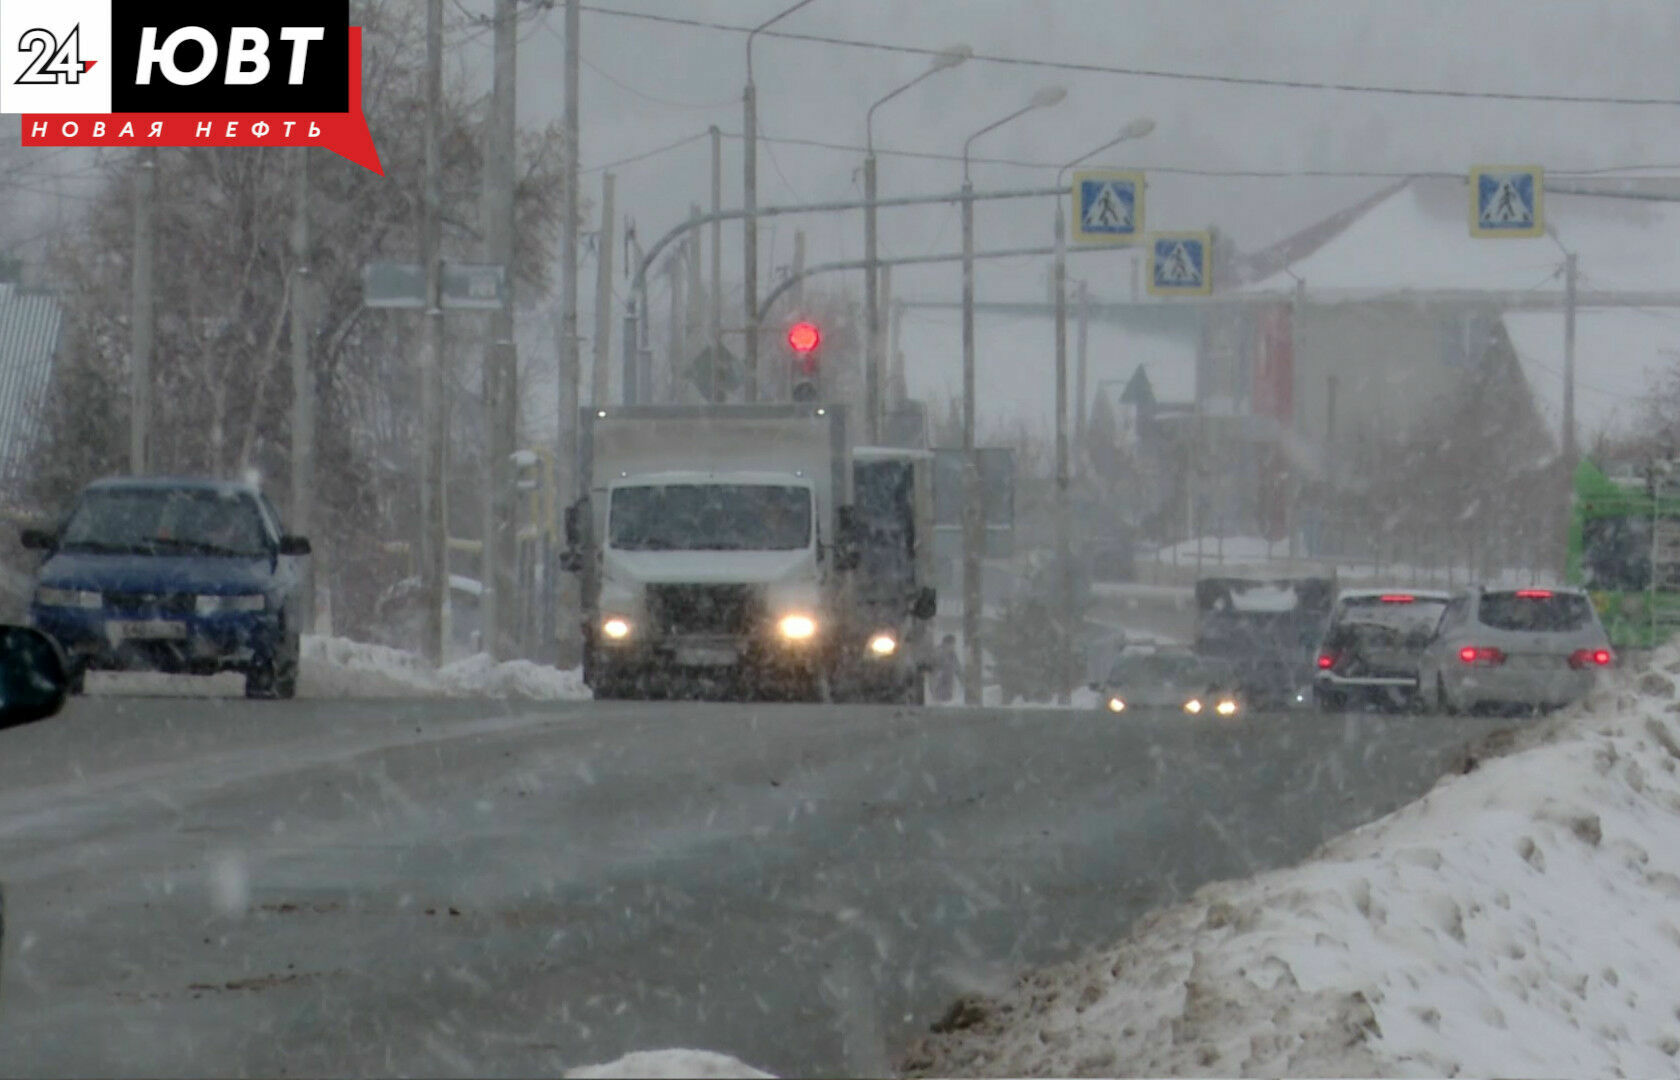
1071,169,1144,245
1470,165,1543,238
1147,231,1211,296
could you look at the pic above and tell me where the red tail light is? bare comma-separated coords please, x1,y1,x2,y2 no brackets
1515,589,1553,599
1379,594,1415,603
1569,648,1614,669
1458,646,1505,666
1317,652,1336,670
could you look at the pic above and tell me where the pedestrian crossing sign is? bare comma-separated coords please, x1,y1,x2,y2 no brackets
1071,169,1144,244
1470,165,1543,238
1147,231,1212,296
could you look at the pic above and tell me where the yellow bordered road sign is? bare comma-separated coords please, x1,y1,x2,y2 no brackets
1470,165,1544,238
1147,231,1212,296
1071,169,1144,245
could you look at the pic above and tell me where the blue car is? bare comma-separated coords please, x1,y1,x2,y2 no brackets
22,477,312,699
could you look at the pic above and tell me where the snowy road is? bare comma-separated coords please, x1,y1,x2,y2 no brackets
0,694,1510,1078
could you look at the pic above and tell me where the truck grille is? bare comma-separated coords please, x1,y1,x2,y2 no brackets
647,584,760,636
104,591,195,615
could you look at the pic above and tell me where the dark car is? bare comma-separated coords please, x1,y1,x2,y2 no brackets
1091,645,1246,718
1193,576,1334,709
23,477,311,699
1313,589,1450,711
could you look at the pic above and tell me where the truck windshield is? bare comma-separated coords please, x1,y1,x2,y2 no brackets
59,487,271,558
608,484,812,552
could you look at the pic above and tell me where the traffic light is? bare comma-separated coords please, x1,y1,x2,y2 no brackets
787,320,822,402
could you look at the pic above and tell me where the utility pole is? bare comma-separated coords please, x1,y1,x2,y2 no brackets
560,0,581,466
1562,250,1578,579
709,126,723,402
960,174,981,705
130,147,156,475
889,297,906,412
591,173,615,403
742,80,758,402
876,262,892,433
419,0,446,665
1563,251,1578,475
289,149,316,633
480,0,518,660
665,245,685,402
1053,198,1071,705
792,228,806,308
1075,280,1089,470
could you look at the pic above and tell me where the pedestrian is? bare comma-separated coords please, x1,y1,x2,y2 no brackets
932,634,959,703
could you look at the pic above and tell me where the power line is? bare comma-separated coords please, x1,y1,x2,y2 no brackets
578,4,1680,108
583,122,1680,182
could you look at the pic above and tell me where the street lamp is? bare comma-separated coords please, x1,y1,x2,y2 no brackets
744,0,821,404
863,44,971,443
1050,117,1155,703
958,86,1067,706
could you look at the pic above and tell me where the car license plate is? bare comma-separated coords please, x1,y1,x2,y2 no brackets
676,646,737,667
108,619,188,642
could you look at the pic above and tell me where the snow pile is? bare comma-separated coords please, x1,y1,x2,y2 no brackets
434,652,591,701
902,658,1680,1077
564,1049,774,1079
301,635,590,701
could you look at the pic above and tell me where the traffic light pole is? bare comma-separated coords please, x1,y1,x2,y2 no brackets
631,183,1063,395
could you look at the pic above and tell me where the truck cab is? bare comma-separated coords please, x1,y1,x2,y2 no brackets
565,405,850,701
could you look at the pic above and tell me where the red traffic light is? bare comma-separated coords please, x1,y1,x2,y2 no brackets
786,321,820,355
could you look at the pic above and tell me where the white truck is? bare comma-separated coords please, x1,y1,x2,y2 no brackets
560,404,935,701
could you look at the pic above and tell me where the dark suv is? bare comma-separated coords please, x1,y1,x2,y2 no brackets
23,477,311,699
1313,589,1450,712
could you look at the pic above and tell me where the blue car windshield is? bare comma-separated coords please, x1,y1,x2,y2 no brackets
59,489,270,558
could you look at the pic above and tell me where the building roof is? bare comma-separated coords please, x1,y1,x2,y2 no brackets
0,283,62,485
1244,177,1680,300
1503,308,1680,449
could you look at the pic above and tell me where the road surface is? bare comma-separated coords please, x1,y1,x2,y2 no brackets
0,693,1510,1078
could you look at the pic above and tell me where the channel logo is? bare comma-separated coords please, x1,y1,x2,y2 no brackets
0,0,381,173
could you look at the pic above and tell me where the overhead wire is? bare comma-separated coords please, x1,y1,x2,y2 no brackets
577,4,1680,108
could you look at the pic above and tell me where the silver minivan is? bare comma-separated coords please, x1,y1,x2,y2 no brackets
1417,586,1613,714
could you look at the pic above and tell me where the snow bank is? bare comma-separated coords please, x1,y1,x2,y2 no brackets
301,635,590,701
903,657,1680,1077
564,1049,774,1079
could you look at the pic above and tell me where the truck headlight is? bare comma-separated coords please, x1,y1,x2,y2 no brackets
868,633,897,657
778,614,818,641
35,587,101,609
601,617,632,641
195,594,266,615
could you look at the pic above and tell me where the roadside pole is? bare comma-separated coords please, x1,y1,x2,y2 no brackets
592,174,615,403
289,150,316,633
554,0,581,666
709,126,723,401
130,147,156,475
480,0,519,660
419,0,446,665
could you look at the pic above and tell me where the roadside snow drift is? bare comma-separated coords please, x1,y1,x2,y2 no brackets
565,1049,774,1078
301,635,591,701
903,656,1680,1077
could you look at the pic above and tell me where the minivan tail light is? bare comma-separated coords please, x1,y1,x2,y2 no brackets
1568,648,1613,669
1459,645,1505,666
